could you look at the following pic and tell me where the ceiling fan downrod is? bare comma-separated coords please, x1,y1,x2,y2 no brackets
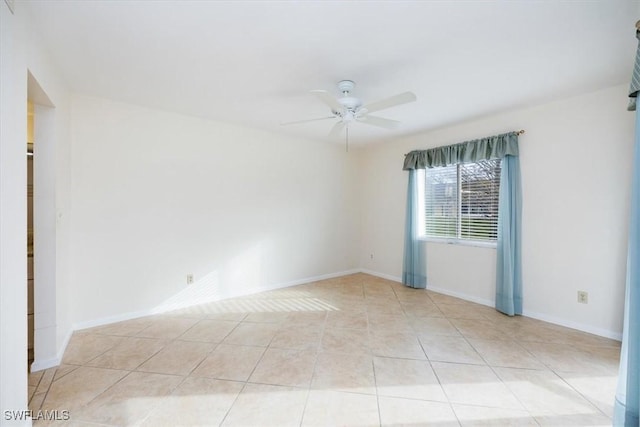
345,125,349,153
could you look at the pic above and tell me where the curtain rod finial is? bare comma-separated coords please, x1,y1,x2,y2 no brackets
636,20,640,31
516,129,525,135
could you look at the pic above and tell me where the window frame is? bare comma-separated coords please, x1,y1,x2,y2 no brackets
418,159,501,248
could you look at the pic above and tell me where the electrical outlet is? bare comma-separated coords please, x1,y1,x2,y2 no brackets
577,291,588,304
186,274,194,285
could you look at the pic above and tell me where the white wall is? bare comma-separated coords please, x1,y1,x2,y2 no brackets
361,84,634,339
0,2,29,422
0,1,72,423
69,96,360,325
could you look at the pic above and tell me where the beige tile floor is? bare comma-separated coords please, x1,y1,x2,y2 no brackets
29,273,620,426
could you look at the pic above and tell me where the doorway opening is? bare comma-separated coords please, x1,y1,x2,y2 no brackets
26,70,57,374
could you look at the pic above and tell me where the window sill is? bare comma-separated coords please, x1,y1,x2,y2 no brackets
420,237,497,249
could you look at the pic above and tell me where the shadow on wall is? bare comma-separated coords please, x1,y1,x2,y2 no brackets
149,242,340,316
149,269,339,316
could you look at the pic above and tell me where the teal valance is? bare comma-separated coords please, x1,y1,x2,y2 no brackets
403,131,520,170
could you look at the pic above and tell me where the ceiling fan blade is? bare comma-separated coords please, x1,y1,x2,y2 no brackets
362,91,416,114
280,116,336,126
328,121,346,138
311,90,343,112
357,115,401,129
355,108,368,118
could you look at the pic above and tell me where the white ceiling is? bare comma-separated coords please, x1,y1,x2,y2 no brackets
25,0,638,145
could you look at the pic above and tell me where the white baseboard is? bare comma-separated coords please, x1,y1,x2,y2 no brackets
522,309,622,341
359,268,622,341
30,327,74,372
30,358,58,373
426,285,495,308
360,268,495,308
359,268,401,283
153,268,363,312
73,308,155,332
57,327,73,363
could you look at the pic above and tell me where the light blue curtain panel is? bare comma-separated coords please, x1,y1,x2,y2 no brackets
402,170,427,288
495,155,523,316
614,29,640,424
404,132,521,310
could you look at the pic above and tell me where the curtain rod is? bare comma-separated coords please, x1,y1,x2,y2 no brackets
403,129,525,156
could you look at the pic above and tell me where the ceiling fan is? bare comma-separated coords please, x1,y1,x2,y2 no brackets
281,80,417,149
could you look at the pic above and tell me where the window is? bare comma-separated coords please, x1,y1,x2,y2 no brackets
423,159,501,242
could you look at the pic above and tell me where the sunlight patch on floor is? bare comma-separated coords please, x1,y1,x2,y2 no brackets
151,270,339,316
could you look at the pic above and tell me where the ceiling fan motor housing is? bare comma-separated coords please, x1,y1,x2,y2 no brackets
337,79,361,118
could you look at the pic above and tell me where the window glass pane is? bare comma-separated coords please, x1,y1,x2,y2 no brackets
423,159,501,242
460,159,501,241
424,164,458,238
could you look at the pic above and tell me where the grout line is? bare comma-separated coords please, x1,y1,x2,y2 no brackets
370,345,383,427
185,340,222,377
218,379,249,426
28,370,44,405
549,368,613,419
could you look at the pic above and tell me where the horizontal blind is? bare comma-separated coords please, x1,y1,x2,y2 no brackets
423,159,501,241
459,159,501,241
424,164,458,238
